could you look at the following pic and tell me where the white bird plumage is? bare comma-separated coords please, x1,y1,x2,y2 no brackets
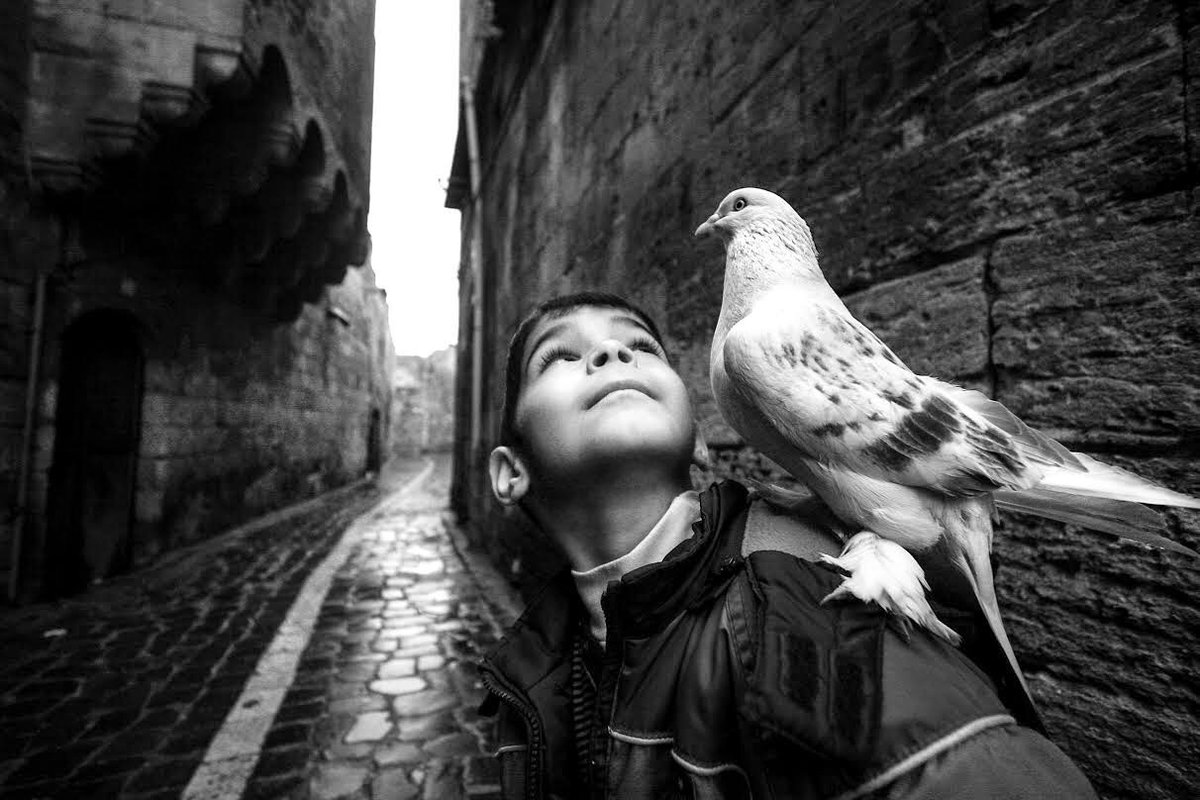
696,186,1200,723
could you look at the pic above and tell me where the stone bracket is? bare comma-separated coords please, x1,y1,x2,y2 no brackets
27,0,249,194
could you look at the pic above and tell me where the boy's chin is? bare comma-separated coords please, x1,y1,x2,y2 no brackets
577,427,692,474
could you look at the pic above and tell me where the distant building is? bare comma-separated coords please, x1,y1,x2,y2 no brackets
391,347,457,456
444,3,1200,796
392,355,425,456
1,0,385,600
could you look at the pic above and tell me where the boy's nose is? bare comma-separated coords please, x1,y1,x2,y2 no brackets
587,339,635,373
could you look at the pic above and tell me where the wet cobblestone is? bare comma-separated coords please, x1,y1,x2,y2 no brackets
243,459,520,799
0,455,522,800
0,483,382,799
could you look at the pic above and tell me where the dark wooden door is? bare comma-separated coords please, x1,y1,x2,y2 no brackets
366,407,382,473
46,312,143,596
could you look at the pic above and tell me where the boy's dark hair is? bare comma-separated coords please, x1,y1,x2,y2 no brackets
499,291,666,447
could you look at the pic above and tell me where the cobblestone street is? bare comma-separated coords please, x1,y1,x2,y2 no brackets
0,456,523,799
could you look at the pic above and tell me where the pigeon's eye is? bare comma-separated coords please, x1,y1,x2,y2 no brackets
732,198,747,211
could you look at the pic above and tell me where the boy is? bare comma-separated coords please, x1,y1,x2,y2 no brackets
481,292,1096,799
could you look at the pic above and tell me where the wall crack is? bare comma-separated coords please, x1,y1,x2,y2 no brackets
1176,0,1196,213
982,239,1000,399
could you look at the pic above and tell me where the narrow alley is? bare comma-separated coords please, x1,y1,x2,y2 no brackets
0,456,522,799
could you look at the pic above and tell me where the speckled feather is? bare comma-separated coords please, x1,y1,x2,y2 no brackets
721,285,1066,498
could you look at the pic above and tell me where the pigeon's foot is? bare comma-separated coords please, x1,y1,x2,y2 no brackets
820,531,962,646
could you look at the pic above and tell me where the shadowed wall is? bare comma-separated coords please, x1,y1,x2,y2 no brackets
1,0,388,600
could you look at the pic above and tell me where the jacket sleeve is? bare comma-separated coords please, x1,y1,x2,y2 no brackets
726,549,1097,799
866,721,1098,800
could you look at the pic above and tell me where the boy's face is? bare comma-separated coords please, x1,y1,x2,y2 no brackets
512,305,695,486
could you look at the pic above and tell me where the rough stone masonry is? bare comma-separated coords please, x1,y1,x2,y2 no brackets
446,2,1200,798
1,0,388,601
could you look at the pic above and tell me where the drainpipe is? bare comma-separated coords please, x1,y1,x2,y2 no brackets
9,267,48,603
461,76,485,461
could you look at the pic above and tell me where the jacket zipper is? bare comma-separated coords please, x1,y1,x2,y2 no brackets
480,666,543,800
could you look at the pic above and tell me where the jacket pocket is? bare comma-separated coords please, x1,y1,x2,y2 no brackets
739,553,886,767
498,746,527,799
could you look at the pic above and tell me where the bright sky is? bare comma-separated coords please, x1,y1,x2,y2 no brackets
369,5,462,357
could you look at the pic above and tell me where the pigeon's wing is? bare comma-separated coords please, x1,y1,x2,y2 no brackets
722,294,1077,497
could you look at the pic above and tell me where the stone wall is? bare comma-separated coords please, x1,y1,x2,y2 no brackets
0,1,28,177
1,0,385,601
1,221,392,597
0,0,47,601
450,2,1200,797
245,0,376,198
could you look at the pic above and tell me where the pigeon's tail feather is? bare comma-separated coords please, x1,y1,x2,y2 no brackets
949,535,1043,731
745,478,814,513
995,488,1199,557
1035,453,1200,509
933,382,1082,470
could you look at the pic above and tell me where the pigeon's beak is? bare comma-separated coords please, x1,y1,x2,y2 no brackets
694,213,719,238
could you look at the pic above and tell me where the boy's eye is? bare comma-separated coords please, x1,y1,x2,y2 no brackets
630,337,665,358
537,346,578,370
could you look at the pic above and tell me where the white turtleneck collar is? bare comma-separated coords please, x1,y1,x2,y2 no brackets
570,490,702,646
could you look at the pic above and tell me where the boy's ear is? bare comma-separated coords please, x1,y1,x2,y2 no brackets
489,446,531,506
691,421,711,469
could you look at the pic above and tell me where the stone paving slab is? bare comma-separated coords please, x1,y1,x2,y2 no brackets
0,462,425,799
242,457,523,800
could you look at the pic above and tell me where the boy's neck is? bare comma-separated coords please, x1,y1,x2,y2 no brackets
533,469,693,571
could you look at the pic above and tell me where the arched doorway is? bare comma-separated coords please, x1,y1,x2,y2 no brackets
45,311,144,596
365,407,382,474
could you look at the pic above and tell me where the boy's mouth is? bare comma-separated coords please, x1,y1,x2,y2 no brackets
586,378,653,408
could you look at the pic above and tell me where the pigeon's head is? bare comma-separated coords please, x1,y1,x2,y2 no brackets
694,187,799,240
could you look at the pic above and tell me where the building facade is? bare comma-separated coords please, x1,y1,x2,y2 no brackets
1,0,387,601
391,347,457,457
444,1,1200,797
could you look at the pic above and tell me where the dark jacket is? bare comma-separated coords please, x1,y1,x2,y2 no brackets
479,480,1096,799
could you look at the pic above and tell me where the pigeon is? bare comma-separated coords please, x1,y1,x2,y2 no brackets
695,186,1200,722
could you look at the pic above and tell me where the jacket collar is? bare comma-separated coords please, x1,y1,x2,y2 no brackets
481,480,750,697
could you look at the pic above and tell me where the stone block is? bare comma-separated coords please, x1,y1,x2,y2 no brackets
990,211,1200,448
0,427,20,479
343,710,391,744
140,424,191,458
308,763,368,800
0,379,26,428
107,0,243,38
375,742,422,767
134,486,164,524
135,457,172,490
843,256,990,381
1188,5,1200,187
140,394,171,430
370,767,419,800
